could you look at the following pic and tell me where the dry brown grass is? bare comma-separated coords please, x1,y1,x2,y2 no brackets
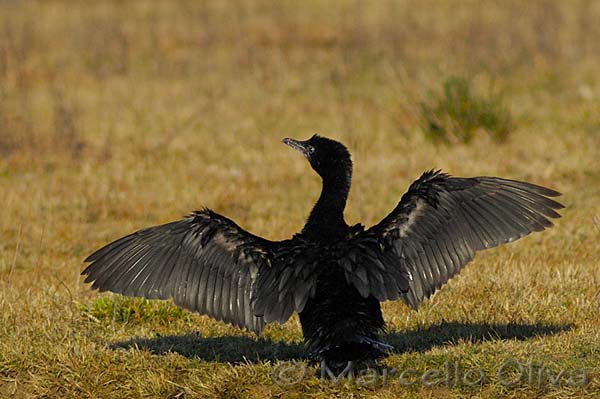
1,1,600,398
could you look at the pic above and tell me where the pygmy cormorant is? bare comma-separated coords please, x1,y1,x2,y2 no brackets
83,135,563,364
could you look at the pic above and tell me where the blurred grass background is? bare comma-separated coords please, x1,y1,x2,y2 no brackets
0,1,599,398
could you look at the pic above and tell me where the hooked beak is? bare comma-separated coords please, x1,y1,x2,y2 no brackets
283,137,310,158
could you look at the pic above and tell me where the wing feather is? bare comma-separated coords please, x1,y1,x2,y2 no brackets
83,209,272,333
359,170,563,308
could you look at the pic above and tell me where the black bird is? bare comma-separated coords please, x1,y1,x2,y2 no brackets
83,135,563,364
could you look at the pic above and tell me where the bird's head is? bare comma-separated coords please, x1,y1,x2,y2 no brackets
283,134,352,183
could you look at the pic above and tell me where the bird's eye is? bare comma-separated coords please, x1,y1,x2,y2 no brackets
307,146,315,153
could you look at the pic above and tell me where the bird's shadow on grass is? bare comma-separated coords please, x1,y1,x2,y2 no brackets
111,333,305,363
110,321,572,363
384,321,573,354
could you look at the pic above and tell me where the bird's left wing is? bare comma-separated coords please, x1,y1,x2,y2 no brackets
251,237,321,324
354,170,563,309
82,208,274,333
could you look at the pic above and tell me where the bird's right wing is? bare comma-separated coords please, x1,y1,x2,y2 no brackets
358,170,563,309
83,208,274,333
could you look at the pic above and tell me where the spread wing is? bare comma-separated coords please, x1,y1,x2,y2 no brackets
82,208,274,333
361,170,564,309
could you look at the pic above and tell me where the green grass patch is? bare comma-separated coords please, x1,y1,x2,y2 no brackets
81,296,190,326
420,76,513,144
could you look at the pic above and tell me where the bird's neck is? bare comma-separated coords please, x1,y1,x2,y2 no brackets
302,172,350,241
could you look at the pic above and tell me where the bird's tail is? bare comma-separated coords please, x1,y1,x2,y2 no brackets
308,335,393,364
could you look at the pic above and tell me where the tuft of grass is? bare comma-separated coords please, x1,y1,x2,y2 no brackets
420,76,513,144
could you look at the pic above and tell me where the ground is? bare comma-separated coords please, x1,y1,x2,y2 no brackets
1,1,599,398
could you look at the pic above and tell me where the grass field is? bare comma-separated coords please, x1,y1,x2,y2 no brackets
1,1,600,398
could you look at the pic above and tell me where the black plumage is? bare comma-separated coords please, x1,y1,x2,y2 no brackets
83,135,563,364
